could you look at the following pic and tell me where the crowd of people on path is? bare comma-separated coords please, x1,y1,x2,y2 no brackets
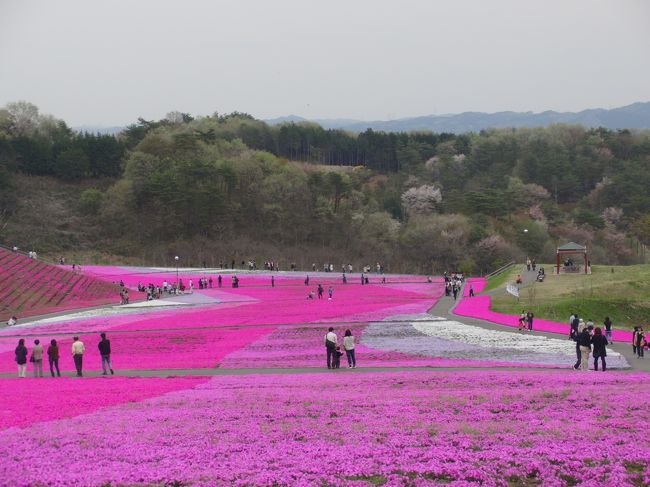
14,333,114,378
444,272,463,300
324,327,356,369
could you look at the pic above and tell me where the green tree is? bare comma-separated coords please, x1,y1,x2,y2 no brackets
54,147,89,179
79,188,103,215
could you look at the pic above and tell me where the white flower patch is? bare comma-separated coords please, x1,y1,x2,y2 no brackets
412,319,623,358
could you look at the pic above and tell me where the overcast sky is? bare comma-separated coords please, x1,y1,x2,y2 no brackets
1,0,648,126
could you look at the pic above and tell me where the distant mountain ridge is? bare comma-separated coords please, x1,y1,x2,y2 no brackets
266,102,650,133
74,102,650,135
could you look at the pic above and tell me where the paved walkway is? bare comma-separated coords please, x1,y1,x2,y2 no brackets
0,365,574,379
432,291,650,373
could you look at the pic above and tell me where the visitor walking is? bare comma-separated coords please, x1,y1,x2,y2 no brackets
571,315,584,370
71,336,85,377
632,327,639,356
343,329,356,368
325,327,337,369
591,327,608,371
469,285,474,297
527,311,534,332
15,339,28,378
47,339,61,377
635,326,645,358
31,339,44,377
578,326,592,371
98,333,114,375
271,275,275,287
317,284,324,299
603,317,613,343
328,286,333,300
518,311,527,332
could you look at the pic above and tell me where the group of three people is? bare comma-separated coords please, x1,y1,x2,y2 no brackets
570,316,609,371
324,327,356,369
14,333,114,378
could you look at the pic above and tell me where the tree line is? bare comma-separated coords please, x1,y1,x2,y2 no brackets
2,101,650,273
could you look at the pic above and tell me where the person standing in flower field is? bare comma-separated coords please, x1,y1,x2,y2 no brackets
591,327,608,371
333,346,343,369
635,326,645,359
31,339,44,377
71,336,85,377
47,339,61,377
15,338,28,378
328,286,333,300
526,311,534,332
98,333,114,375
343,329,356,368
325,327,337,369
578,326,592,371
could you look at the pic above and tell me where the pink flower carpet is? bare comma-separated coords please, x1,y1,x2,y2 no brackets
0,371,647,486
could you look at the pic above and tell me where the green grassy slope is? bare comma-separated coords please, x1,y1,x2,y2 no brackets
489,264,650,330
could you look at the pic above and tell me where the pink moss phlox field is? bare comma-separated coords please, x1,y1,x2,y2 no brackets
0,371,647,486
83,265,443,288
454,294,633,341
221,322,543,370
0,376,208,430
0,326,274,373
463,277,487,296
2,278,441,336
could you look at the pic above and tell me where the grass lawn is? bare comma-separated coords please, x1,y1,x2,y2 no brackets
483,264,520,292
489,264,650,330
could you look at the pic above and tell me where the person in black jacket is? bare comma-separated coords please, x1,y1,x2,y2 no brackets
15,338,28,378
47,339,61,377
571,315,581,369
98,333,114,375
578,327,592,371
591,327,608,371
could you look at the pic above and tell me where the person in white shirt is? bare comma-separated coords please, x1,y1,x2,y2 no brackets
7,316,17,327
324,327,337,369
71,337,85,377
343,329,356,368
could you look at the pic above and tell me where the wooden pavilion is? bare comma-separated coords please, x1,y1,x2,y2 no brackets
555,242,590,274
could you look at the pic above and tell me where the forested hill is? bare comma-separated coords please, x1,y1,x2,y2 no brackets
1,101,650,274
266,102,650,134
